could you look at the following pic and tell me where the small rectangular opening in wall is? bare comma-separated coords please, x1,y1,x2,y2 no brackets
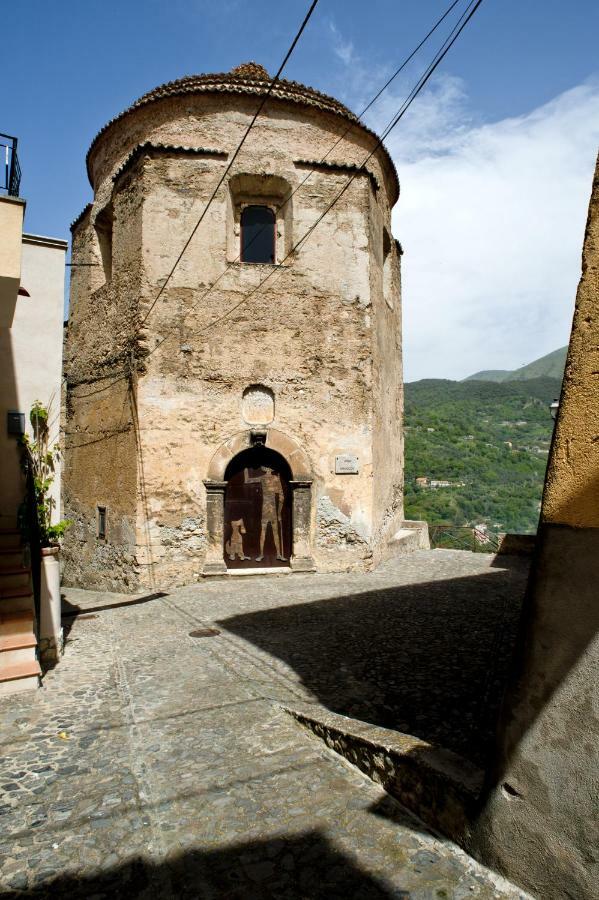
95,203,113,283
97,506,107,540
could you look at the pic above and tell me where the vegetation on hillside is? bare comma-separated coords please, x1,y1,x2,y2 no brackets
465,346,567,383
404,377,561,536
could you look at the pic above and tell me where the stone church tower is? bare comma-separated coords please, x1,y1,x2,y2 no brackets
64,62,408,590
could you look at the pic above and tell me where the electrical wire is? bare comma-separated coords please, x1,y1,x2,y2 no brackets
68,0,482,392
143,0,484,357
289,0,484,257
138,0,320,328
138,0,463,331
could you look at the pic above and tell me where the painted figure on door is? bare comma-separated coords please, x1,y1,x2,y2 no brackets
225,518,249,561
244,467,287,561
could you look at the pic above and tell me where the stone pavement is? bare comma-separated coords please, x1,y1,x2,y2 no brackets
0,550,531,899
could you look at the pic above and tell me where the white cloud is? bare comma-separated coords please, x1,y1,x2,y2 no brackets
320,20,599,381
328,21,355,67
381,78,599,381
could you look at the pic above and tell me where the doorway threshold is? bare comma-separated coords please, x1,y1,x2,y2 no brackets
226,567,292,577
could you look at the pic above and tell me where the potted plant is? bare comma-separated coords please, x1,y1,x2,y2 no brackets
19,401,71,663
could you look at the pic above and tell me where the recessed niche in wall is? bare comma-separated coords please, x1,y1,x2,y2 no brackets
97,505,107,539
95,203,114,283
242,385,274,425
382,227,394,310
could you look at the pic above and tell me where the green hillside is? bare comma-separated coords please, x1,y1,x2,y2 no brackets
465,346,567,383
404,376,561,536
463,369,510,382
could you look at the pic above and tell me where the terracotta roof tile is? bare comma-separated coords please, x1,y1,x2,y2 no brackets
85,64,399,202
70,203,92,233
112,143,228,184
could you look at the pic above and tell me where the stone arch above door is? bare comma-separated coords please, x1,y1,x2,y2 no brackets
203,428,314,576
206,428,313,481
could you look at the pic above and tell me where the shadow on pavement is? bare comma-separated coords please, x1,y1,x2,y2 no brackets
2,831,406,899
217,560,530,767
59,591,169,647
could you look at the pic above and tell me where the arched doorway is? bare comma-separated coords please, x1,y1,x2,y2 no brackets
223,447,292,570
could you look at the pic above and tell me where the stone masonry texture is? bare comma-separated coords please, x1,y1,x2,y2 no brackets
0,550,531,898
63,64,405,592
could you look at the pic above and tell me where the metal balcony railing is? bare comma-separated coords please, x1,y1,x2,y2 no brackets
429,523,501,553
0,133,21,197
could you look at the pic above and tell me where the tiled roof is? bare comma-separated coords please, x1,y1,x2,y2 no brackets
85,63,399,202
70,203,92,233
112,143,228,184
294,158,382,193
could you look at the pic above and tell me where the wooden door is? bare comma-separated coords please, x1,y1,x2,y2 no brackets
224,448,292,569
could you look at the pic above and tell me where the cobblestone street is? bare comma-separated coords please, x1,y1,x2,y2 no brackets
0,550,531,898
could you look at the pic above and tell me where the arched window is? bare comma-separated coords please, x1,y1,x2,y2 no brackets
241,205,275,264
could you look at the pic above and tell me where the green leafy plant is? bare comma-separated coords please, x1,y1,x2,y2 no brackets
19,401,72,547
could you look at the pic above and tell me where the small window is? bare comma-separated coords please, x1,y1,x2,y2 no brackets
97,506,107,539
241,205,275,264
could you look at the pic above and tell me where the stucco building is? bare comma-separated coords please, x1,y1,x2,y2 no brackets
0,136,67,694
63,62,416,591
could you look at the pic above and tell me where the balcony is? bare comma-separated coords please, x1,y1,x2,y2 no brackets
0,133,24,326
0,134,21,198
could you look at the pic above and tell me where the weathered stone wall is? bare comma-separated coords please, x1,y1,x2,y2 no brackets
64,73,404,589
62,171,143,589
62,377,138,591
469,154,599,899
369,187,404,561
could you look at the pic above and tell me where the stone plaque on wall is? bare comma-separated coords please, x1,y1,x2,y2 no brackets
335,454,359,474
242,385,274,425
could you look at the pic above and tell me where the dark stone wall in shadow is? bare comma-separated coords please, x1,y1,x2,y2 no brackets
471,523,599,899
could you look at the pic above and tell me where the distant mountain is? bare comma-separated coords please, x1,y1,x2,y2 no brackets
464,347,567,383
404,376,561,535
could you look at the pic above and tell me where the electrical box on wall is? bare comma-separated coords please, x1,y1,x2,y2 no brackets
7,411,25,436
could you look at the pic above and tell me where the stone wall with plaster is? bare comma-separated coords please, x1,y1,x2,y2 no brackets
0,233,66,529
63,64,405,589
468,154,599,899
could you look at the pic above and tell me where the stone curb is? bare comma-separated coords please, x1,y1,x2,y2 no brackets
284,703,484,846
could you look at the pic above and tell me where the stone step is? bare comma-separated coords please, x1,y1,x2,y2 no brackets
0,608,35,636
0,589,35,613
0,659,41,696
0,548,25,564
0,529,21,550
389,520,430,555
0,630,36,651
0,568,30,590
0,644,37,666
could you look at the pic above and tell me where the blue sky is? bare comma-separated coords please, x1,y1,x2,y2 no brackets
4,1,599,379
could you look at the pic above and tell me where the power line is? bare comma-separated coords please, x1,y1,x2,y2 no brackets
137,0,474,355
68,0,482,392
144,0,484,357
289,0,485,257
67,1,320,391
139,0,463,331
139,0,320,328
